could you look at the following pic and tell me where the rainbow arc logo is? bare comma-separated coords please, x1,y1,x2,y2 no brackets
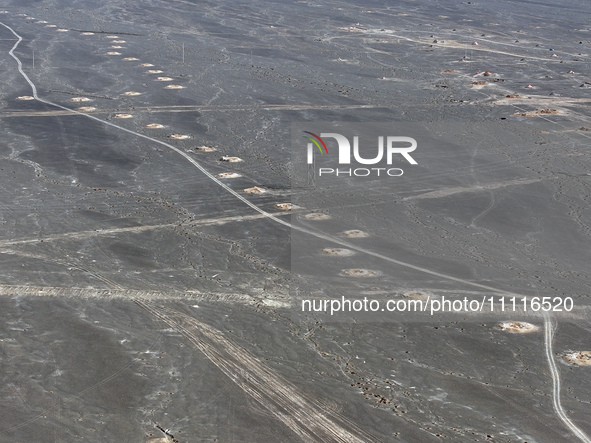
302,131,328,155
303,131,417,165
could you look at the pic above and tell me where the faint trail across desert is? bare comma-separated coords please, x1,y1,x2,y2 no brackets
135,300,380,442
0,211,291,247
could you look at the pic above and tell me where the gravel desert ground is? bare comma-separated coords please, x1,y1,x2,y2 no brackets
1,1,591,442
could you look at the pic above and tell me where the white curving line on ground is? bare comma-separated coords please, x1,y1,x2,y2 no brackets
543,314,591,443
2,20,591,442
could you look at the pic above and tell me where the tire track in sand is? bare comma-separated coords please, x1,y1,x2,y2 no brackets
135,300,380,443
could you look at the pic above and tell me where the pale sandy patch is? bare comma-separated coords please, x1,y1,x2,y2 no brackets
401,290,435,301
471,81,488,89
303,213,331,220
243,186,266,194
341,229,368,238
563,351,591,366
221,156,243,162
321,248,354,256
341,269,380,277
69,97,92,102
497,321,538,333
514,109,562,117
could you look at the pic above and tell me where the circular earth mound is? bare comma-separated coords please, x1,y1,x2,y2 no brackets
497,321,538,333
243,186,266,194
341,269,379,278
563,351,591,366
221,156,243,162
341,229,369,238
321,248,354,257
302,213,331,220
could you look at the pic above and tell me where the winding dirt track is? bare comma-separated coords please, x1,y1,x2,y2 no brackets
544,316,591,443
